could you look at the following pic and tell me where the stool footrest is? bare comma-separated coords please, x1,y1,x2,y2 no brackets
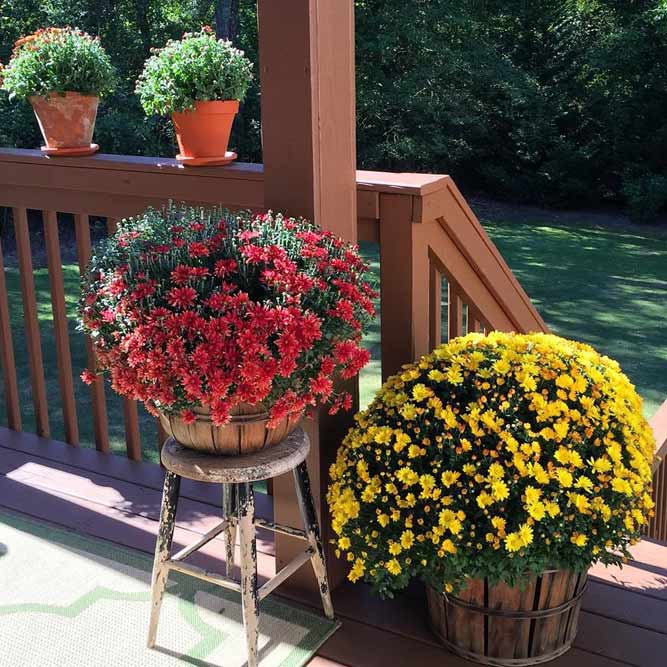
171,519,230,563
166,560,242,594
255,517,307,541
257,547,314,601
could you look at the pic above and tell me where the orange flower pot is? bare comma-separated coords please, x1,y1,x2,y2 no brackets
171,100,239,167
29,92,100,156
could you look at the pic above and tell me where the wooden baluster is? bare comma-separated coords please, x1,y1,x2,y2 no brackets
462,302,469,335
0,234,21,430
44,211,79,445
107,216,142,460
656,462,667,541
429,261,442,350
75,214,110,453
13,207,49,438
447,284,463,341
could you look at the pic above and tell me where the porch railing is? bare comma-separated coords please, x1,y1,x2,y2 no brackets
0,147,664,543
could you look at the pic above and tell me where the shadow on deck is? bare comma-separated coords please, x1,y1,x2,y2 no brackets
1,430,665,667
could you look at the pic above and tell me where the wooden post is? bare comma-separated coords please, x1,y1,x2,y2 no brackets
379,194,430,381
258,0,357,593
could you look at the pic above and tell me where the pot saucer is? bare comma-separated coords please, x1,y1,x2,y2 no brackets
41,143,99,157
175,151,237,167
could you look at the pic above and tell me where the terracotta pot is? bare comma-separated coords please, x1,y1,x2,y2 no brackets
426,569,588,665
29,92,100,156
171,100,239,167
159,403,303,456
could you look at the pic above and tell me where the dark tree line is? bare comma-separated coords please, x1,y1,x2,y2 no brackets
2,0,666,220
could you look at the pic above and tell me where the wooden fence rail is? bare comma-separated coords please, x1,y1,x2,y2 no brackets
1,147,663,543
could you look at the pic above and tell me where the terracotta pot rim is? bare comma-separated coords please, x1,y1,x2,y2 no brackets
173,99,240,115
29,91,100,101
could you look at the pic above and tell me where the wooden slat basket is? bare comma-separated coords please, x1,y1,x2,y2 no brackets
426,569,588,666
159,404,303,456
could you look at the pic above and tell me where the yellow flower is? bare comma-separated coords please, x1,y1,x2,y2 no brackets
441,539,457,554
491,516,506,536
400,403,417,420
518,523,533,546
348,558,365,582
569,493,590,514
396,467,419,487
477,491,494,509
439,509,463,535
441,470,461,487
338,537,351,550
611,477,633,496
400,530,415,549
419,474,436,498
377,513,390,527
545,501,561,518
412,383,433,402
388,541,402,555
555,468,573,488
571,533,587,547
505,533,523,552
524,486,542,505
386,559,402,576
491,480,509,501
393,431,411,453
447,366,464,384
527,501,546,521
408,444,426,458
488,462,505,479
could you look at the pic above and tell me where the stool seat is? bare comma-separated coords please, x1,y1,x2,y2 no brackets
161,426,309,483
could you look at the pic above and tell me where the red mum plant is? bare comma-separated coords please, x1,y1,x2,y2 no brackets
79,204,375,428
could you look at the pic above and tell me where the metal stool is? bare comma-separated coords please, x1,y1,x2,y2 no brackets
147,427,334,667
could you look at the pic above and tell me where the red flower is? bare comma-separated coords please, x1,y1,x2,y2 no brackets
81,369,97,385
181,410,197,424
167,286,197,309
188,241,209,258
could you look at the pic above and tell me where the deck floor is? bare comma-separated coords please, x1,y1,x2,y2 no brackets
1,428,665,667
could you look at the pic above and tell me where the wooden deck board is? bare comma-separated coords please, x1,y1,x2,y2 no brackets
1,434,665,667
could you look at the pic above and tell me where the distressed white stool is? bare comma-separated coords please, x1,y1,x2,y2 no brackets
147,427,334,667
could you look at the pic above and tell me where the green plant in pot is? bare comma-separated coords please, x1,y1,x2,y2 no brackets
135,27,253,167
0,27,115,156
328,331,655,665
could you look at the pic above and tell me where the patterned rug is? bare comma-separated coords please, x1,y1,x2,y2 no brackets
0,511,338,666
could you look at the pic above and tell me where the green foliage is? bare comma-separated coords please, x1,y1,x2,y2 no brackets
0,27,115,100
135,28,252,115
622,174,667,224
0,1,665,220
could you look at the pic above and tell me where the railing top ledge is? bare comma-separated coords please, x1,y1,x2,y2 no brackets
0,148,449,197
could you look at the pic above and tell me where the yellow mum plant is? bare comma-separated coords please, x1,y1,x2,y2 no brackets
327,332,655,598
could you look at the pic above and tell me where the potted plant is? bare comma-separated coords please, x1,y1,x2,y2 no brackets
135,27,253,167
79,203,375,455
0,27,115,156
328,332,655,665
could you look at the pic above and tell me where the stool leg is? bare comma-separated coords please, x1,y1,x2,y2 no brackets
293,461,335,619
222,483,237,577
238,482,259,667
147,471,181,648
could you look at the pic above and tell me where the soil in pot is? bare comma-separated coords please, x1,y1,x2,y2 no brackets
426,569,588,666
29,92,100,156
172,100,239,167
159,403,303,455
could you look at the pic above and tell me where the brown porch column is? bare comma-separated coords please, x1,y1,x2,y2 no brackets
257,0,357,593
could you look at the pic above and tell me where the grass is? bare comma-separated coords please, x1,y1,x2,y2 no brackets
481,218,667,418
0,219,665,463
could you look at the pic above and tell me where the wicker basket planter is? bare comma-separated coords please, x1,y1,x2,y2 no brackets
159,403,303,456
426,569,588,666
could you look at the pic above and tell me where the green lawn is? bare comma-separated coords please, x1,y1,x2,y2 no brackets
0,219,664,462
482,219,667,418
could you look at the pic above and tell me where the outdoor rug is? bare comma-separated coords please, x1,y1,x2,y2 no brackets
0,510,338,666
